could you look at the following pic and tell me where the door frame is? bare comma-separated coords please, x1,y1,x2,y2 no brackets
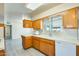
4,25,12,39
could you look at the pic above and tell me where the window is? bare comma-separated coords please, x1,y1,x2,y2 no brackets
50,16,63,31
43,18,50,32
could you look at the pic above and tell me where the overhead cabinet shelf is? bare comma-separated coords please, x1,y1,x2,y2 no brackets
32,19,42,29
23,7,78,30
63,8,78,29
23,20,32,28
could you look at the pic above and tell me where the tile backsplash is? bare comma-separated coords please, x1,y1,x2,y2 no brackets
33,29,42,35
38,28,78,40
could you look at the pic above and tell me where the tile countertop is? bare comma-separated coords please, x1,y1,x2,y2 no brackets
22,34,79,46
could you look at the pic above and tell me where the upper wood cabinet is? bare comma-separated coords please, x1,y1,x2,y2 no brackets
23,20,32,28
33,19,42,29
63,8,78,29
76,45,79,56
21,36,32,49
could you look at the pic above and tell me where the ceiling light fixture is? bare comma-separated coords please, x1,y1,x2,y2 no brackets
26,3,44,10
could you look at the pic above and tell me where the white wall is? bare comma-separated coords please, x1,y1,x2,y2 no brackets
8,15,33,39
33,3,79,19
0,16,4,23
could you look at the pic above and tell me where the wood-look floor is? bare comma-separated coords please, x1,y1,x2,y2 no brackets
5,39,45,56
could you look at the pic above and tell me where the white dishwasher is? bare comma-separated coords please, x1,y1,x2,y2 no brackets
55,41,76,56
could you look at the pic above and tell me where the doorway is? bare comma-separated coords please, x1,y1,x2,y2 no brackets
5,25,12,39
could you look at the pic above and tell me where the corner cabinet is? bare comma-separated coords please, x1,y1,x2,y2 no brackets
21,36,32,49
23,20,32,28
63,8,78,29
33,19,42,29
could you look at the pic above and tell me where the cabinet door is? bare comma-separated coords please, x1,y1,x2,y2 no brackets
23,20,32,28
40,40,49,55
63,8,77,29
33,37,40,50
22,36,32,49
0,50,5,56
49,44,55,56
56,41,76,56
33,19,42,29
76,46,79,56
0,24,4,27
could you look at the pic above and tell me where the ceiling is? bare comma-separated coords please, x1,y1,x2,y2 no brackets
0,3,62,20
5,3,32,19
29,3,61,17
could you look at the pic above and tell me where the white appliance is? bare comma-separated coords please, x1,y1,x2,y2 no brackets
0,27,5,50
56,41,76,56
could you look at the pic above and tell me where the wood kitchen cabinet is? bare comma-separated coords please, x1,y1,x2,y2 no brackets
40,39,55,56
23,20,32,28
21,36,32,49
40,39,49,55
21,36,55,56
76,46,79,56
32,37,40,50
0,23,4,27
32,36,55,56
63,8,78,29
33,19,42,29
0,50,5,56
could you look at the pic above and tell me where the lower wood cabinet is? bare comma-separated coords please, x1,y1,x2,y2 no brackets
48,43,55,56
21,36,32,49
0,50,5,56
40,39,55,56
0,23,4,27
22,36,55,56
76,46,79,56
40,40,49,55
32,37,40,50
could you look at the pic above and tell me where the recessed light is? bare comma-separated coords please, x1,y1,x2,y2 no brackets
26,3,44,10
